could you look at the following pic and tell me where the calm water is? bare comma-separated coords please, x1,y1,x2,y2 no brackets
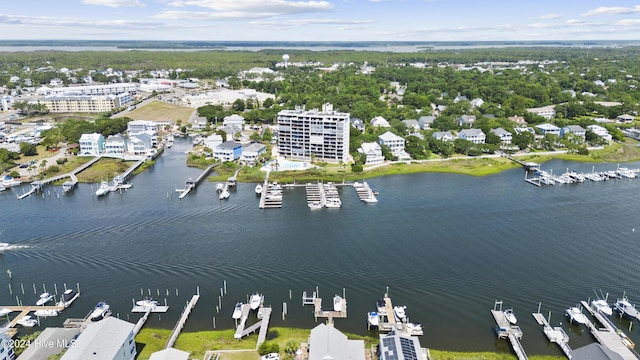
1,138,640,355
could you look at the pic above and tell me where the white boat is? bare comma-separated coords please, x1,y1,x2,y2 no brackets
0,242,12,253
58,289,79,308
324,199,342,208
255,184,263,194
90,301,110,321
367,311,379,327
566,306,588,324
216,183,224,192
34,308,59,317
95,181,110,197
504,308,517,324
249,293,263,310
406,322,423,334
219,188,230,200
615,297,640,320
0,184,6,192
2,176,21,187
591,299,613,316
308,201,322,209
17,315,38,327
393,305,407,321
0,308,13,317
376,299,387,314
136,297,158,308
232,302,243,319
333,295,343,312
36,292,54,306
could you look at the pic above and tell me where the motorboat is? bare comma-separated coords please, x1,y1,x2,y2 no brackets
0,184,6,192
591,299,613,316
249,293,263,310
0,308,13,317
95,181,110,197
566,306,588,325
232,302,243,319
219,188,230,200
308,201,322,209
255,184,263,194
406,322,423,334
504,308,517,325
136,297,158,308
393,305,407,321
333,295,343,312
615,297,640,320
34,309,59,317
36,292,54,306
58,289,79,308
376,299,387,314
324,199,342,208
17,315,38,327
0,242,12,253
90,301,111,321
367,311,379,327
2,176,21,187
216,183,224,192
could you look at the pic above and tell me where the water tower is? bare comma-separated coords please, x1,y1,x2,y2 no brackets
282,54,290,68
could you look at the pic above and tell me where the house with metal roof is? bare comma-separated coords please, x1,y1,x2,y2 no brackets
561,125,586,140
79,133,104,156
458,128,486,144
60,317,136,360
535,123,561,136
490,128,513,144
432,131,454,142
358,142,384,165
418,116,436,130
378,131,410,160
215,141,243,162
308,323,365,360
458,115,476,128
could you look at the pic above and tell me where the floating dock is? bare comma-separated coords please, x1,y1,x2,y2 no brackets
259,181,283,209
531,311,572,359
312,295,347,324
524,165,639,187
165,294,199,349
579,300,638,360
491,301,527,360
353,181,377,203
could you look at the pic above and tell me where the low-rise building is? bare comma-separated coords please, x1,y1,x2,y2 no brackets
308,323,365,360
215,141,242,162
350,118,365,132
204,134,224,152
617,114,635,123
458,128,486,144
432,131,454,142
358,142,384,165
371,116,390,128
0,328,15,360
38,93,131,113
527,105,556,119
587,124,613,142
240,142,266,165
223,114,245,127
535,123,561,136
508,116,527,127
378,131,410,159
60,317,136,360
418,115,436,130
490,128,512,144
104,134,128,157
458,115,476,128
401,119,420,132
79,133,104,156
561,125,587,140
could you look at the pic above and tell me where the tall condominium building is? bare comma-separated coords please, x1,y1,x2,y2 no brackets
277,103,350,163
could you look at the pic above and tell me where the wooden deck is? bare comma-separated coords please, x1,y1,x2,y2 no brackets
165,294,199,349
580,300,639,360
531,312,572,359
491,302,527,360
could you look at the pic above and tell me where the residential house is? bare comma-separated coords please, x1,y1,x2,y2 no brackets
379,329,427,360
490,128,512,144
617,114,635,123
191,117,208,131
371,116,390,128
240,142,266,165
378,131,410,160
561,125,586,140
127,120,158,148
308,323,365,360
358,142,384,165
350,117,365,132
458,115,476,128
587,124,613,142
508,116,527,127
470,98,484,107
418,115,436,130
535,123,561,136
204,134,223,152
149,348,190,360
215,141,242,162
401,119,420,133
79,133,104,156
527,105,556,119
222,114,245,127
453,94,468,103
17,327,80,360
458,128,486,144
127,134,153,156
432,131,455,142
104,134,127,158
60,317,136,360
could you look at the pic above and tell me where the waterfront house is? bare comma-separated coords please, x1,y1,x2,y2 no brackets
418,115,436,130
401,119,420,133
222,114,245,127
458,128,486,144
458,115,476,128
127,134,153,157
127,120,157,136
79,133,104,156
527,105,556,119
215,141,242,162
149,348,190,360
204,134,223,152
535,123,561,136
561,125,586,140
378,329,427,360
17,327,80,360
308,323,365,360
240,142,266,166
490,128,512,144
104,134,128,158
378,131,410,160
432,131,455,142
60,317,136,360
371,116,391,128
587,124,613,142
358,142,384,165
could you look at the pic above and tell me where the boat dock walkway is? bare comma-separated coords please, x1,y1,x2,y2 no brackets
491,301,527,360
531,312,572,359
165,294,199,349
233,303,272,347
501,153,540,171
177,164,216,199
258,175,283,209
353,181,378,203
579,300,639,360
114,158,146,184
132,308,152,335
19,156,102,199
233,303,253,339
312,296,347,324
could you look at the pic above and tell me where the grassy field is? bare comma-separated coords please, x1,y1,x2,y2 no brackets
119,101,195,123
74,158,137,182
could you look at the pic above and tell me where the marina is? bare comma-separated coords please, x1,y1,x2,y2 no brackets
524,165,640,187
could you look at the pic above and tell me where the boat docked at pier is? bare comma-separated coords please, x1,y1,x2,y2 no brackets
367,311,379,327
232,302,243,319
36,292,54,306
216,183,224,192
566,306,588,324
34,308,59,317
250,293,263,310
615,297,639,320
591,299,613,316
333,295,343,312
58,289,79,308
136,297,158,308
504,308,517,324
17,315,38,327
255,184,263,195
393,305,407,321
95,181,110,197
219,188,230,200
90,301,111,321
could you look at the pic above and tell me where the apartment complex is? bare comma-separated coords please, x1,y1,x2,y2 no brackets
38,93,131,113
277,103,350,163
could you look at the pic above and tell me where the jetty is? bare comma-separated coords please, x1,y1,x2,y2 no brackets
579,300,639,360
176,164,216,199
132,309,152,335
531,306,572,359
312,295,347,324
500,152,539,171
491,301,527,360
165,294,199,349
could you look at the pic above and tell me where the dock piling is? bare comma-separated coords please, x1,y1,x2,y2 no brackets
20,284,24,295
224,281,227,294
54,283,58,295
32,284,36,295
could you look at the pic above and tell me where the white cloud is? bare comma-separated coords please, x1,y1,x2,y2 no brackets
565,19,585,25
539,13,561,20
528,22,554,29
582,5,640,16
252,18,374,26
617,18,640,26
82,0,145,7
158,0,333,20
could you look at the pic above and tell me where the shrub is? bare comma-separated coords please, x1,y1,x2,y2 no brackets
56,158,68,165
258,342,280,356
351,164,363,173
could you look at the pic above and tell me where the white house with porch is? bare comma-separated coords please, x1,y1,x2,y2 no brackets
358,142,384,165
490,128,512,144
458,128,486,144
240,142,266,165
79,133,104,156
378,131,410,160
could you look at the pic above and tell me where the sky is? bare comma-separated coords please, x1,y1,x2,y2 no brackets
2,1,640,42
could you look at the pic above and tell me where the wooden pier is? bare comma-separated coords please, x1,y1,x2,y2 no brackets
491,301,527,360
233,303,272,348
132,308,152,335
165,294,199,349
501,153,539,171
531,311,572,359
177,164,216,199
19,156,102,199
579,300,638,360
353,181,378,203
312,296,347,324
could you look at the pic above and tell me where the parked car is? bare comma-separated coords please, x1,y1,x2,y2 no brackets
261,353,280,360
